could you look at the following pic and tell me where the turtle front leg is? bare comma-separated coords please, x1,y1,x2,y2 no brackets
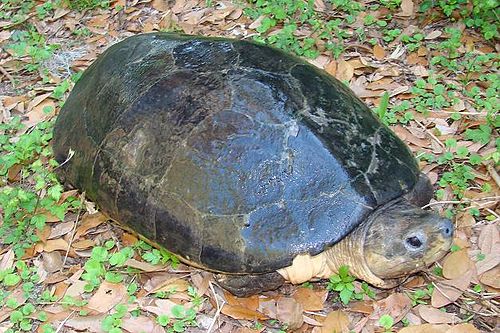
215,272,285,297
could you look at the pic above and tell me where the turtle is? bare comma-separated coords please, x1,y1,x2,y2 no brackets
52,33,453,297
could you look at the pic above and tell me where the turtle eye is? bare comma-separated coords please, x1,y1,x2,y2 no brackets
405,236,423,249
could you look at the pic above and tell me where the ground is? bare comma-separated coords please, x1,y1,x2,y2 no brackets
0,0,498,332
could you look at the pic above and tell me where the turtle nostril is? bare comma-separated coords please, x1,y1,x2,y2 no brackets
440,219,454,238
406,236,423,249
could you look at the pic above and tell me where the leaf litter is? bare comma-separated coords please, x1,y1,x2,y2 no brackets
0,0,498,332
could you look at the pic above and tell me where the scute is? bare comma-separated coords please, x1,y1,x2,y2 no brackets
53,33,420,274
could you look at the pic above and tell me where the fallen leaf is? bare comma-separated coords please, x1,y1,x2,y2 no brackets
480,265,500,288
48,221,75,239
75,213,107,239
151,0,168,11
72,239,96,250
125,258,164,272
373,44,386,60
399,324,450,333
324,60,337,76
431,269,473,307
442,250,471,279
87,281,127,313
0,249,15,271
371,293,412,324
223,291,259,311
64,280,87,298
276,297,303,330
292,288,326,311
417,305,458,324
446,323,480,333
336,59,354,82
36,238,69,253
122,315,165,333
477,224,499,254
221,304,268,320
322,310,349,333
41,252,63,273
398,0,414,17
425,30,442,40
64,314,106,333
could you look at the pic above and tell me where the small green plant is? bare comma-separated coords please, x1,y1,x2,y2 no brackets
327,266,375,304
102,304,128,333
156,304,198,332
401,32,424,52
378,314,394,331
419,0,498,40
383,28,402,42
7,28,60,72
62,0,110,11
407,285,434,306
379,0,402,10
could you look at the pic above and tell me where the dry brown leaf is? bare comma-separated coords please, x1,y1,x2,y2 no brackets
0,30,11,43
425,30,443,40
27,93,52,112
446,323,480,333
322,310,349,333
431,269,473,307
303,314,322,326
72,239,95,250
257,297,278,318
442,250,471,279
190,272,211,295
477,224,499,254
475,248,500,275
399,324,450,333
371,293,412,324
349,301,374,314
36,238,69,253
398,0,414,17
124,258,164,272
221,304,268,320
324,60,337,76
224,291,260,311
122,315,165,333
75,213,107,239
87,281,127,313
0,249,15,271
64,314,106,333
121,232,139,246
151,0,168,11
41,252,63,273
480,265,500,288
64,280,87,298
236,328,264,333
336,59,354,82
48,221,75,239
417,305,458,324
276,297,303,330
292,288,326,311
150,277,189,294
373,44,386,60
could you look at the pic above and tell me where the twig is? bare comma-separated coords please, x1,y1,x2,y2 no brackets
486,163,500,189
60,193,85,270
421,195,500,209
414,119,445,148
207,281,226,333
54,310,76,333
0,66,15,87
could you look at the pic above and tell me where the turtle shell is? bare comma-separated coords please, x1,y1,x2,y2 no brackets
52,33,420,273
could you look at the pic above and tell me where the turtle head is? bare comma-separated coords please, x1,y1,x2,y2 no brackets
363,200,453,282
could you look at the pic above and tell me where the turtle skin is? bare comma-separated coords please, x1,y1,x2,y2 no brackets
52,33,421,274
